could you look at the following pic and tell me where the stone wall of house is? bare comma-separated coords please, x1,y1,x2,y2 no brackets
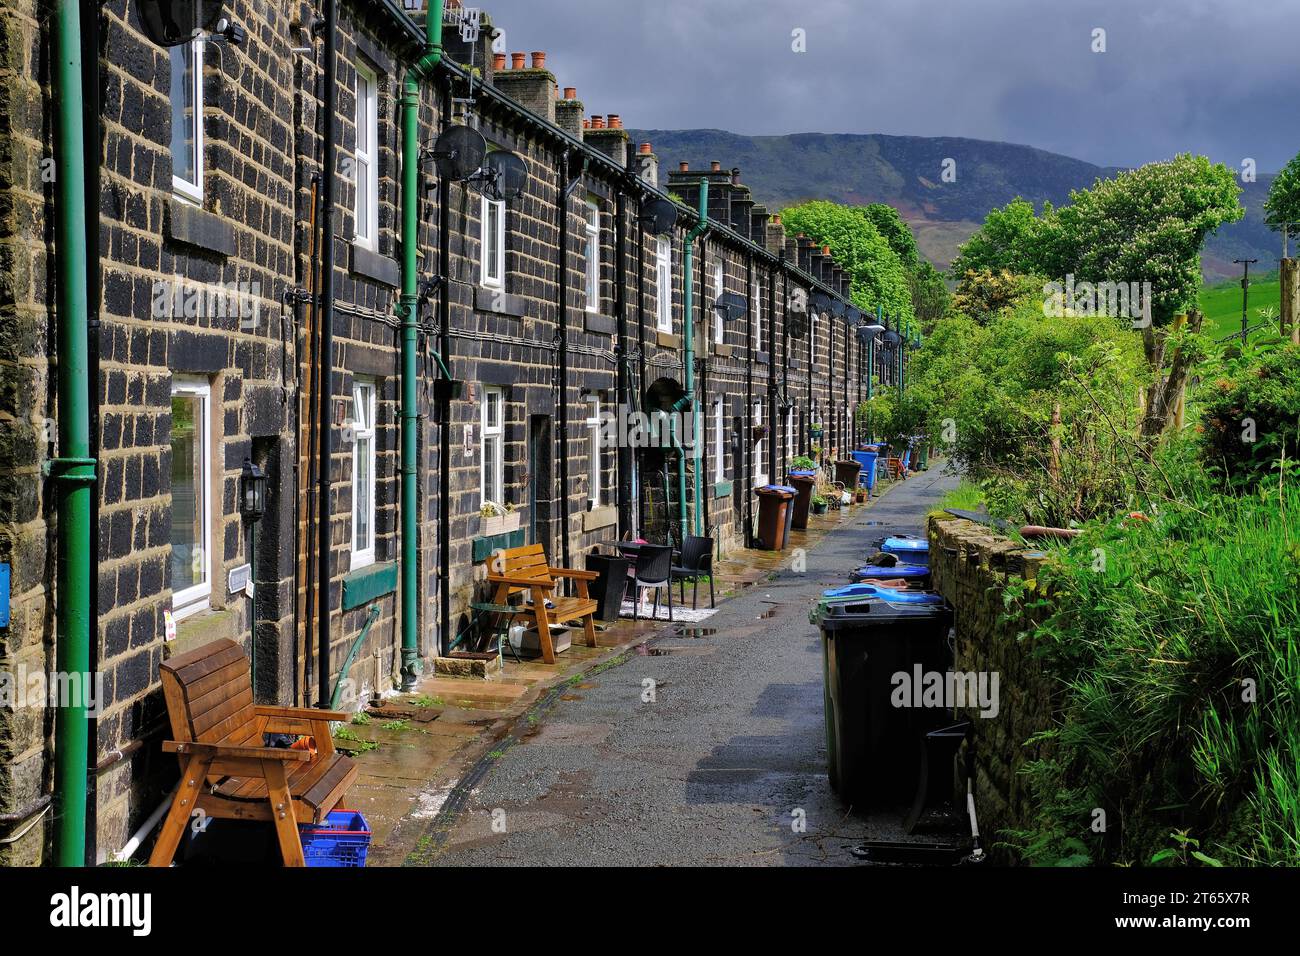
927,513,1060,863
0,0,869,864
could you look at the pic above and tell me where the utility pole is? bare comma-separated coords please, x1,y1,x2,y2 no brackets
1234,258,1258,344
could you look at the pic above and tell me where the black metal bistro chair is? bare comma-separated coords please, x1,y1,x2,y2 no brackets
628,544,673,622
671,535,715,609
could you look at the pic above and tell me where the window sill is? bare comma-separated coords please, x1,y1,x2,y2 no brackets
582,312,616,335
713,343,735,358
166,198,235,257
713,480,733,498
473,286,526,317
349,243,399,287
472,529,526,563
582,505,617,533
342,561,398,610
656,331,680,348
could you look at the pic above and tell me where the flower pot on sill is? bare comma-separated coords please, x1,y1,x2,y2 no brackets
480,511,520,538
811,501,829,516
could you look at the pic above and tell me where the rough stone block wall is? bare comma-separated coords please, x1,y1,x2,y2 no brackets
928,513,1059,863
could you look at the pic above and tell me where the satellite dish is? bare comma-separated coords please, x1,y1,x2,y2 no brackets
787,311,808,340
845,306,862,324
713,291,748,322
432,125,487,181
883,330,902,346
830,298,847,318
811,291,832,316
483,150,527,202
856,324,882,344
638,196,678,235
138,0,198,46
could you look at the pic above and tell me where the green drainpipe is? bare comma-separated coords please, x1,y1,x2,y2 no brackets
672,183,709,540
50,0,94,867
396,1,444,690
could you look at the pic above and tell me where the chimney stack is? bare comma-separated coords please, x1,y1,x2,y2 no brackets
556,87,584,139
495,50,558,123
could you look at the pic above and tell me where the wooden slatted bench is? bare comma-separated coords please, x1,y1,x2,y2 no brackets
485,543,600,664
149,638,358,867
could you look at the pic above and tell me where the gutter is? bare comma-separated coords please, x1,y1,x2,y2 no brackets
396,0,445,686
671,182,709,541
49,0,95,866
316,0,338,707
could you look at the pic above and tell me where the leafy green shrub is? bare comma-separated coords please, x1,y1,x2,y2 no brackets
1017,463,1300,865
1197,343,1300,491
905,299,1146,524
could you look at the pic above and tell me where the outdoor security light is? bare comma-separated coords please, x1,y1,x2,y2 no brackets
240,458,267,522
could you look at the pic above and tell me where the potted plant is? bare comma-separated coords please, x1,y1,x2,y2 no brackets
479,500,520,537
810,493,829,516
751,424,769,442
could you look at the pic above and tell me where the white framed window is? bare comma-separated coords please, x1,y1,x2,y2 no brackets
753,400,768,487
170,377,212,620
585,394,603,507
169,2,204,203
713,398,725,483
480,387,504,508
585,199,601,313
353,59,379,250
811,311,819,368
480,196,505,288
752,279,763,352
712,261,725,345
350,378,377,570
786,405,796,463
655,237,672,333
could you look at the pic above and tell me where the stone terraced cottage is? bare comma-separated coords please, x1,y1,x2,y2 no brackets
0,0,906,863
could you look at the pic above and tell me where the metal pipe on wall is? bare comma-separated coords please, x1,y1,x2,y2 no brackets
50,0,95,866
316,0,338,708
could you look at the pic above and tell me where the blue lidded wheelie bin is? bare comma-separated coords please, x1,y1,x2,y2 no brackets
852,448,880,494
813,590,954,807
849,563,932,587
880,536,930,566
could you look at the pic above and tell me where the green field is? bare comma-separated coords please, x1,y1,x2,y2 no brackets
1198,271,1282,342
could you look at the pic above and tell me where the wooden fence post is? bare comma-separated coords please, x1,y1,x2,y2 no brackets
1281,258,1299,345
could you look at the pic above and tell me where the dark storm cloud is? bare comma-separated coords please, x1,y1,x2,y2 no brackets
478,0,1299,171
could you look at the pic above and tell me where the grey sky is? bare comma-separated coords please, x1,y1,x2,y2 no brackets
480,0,1300,173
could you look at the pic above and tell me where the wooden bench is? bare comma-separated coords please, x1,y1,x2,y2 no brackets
149,638,358,867
485,543,600,664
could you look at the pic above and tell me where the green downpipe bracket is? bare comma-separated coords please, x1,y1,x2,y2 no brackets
51,0,94,867
673,182,709,541
396,1,445,690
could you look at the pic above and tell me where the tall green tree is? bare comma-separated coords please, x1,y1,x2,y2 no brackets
1053,155,1242,328
949,198,1059,279
909,259,951,330
861,203,919,267
781,200,914,323
1264,151,1300,250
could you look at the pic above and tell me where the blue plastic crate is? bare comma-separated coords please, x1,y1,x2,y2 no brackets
300,810,371,867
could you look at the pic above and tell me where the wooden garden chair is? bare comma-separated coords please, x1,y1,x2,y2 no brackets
149,638,357,867
485,543,599,664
